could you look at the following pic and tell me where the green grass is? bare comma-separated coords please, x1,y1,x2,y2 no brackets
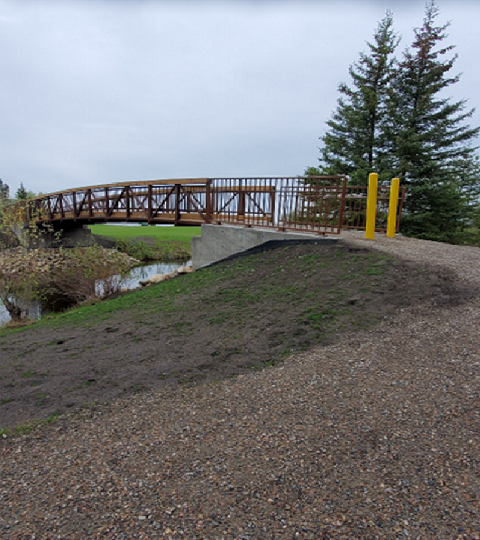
4,246,383,333
366,267,385,275
0,413,61,438
88,224,201,261
2,251,252,332
89,224,201,244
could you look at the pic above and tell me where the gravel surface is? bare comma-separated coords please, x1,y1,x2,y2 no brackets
1,231,480,539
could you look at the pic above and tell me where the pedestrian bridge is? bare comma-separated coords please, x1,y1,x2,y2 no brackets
13,176,404,239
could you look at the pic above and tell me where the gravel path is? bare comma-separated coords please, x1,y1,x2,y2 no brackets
1,232,480,539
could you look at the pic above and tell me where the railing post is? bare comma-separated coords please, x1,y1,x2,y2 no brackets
205,179,212,223
147,184,152,223
174,183,181,225
105,187,109,219
336,177,347,234
238,190,245,221
59,193,64,219
87,189,93,219
124,187,130,220
72,192,77,220
270,184,276,226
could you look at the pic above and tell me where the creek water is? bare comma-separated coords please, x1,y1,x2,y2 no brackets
0,260,190,325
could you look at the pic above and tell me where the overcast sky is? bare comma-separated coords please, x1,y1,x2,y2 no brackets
1,0,479,196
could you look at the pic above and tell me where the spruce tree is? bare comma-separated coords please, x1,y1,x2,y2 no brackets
0,180,9,222
309,12,399,185
15,183,28,200
385,0,479,239
0,179,9,200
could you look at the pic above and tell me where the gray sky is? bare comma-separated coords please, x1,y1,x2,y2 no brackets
1,0,479,196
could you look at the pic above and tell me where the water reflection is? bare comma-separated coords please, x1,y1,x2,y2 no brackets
0,298,41,325
0,260,190,325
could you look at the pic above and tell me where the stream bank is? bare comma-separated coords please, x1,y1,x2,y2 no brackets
0,245,189,325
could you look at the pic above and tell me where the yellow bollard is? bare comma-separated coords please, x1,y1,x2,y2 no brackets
365,173,378,240
387,177,400,238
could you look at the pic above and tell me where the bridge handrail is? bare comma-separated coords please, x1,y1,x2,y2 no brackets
7,176,404,234
26,178,211,201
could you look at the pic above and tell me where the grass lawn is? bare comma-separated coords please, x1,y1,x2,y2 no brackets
89,224,202,245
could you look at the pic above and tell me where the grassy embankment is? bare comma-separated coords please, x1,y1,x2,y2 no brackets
0,244,404,434
0,240,467,436
89,224,202,261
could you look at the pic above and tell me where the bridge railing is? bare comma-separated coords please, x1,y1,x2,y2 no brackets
12,176,404,234
342,184,406,233
210,176,347,234
23,179,213,226
17,177,348,234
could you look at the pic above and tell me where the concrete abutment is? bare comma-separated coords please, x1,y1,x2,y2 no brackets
191,224,338,269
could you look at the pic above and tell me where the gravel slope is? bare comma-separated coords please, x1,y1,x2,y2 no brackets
1,231,480,539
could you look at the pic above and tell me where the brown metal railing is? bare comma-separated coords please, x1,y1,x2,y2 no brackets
12,176,404,235
343,185,406,232
209,176,347,234
22,179,212,226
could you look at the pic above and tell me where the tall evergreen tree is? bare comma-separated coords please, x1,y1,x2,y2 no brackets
0,180,9,221
385,0,479,238
0,179,9,200
15,183,29,200
310,12,399,184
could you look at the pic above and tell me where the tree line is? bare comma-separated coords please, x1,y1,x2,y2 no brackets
307,0,480,243
0,180,37,242
0,179,35,203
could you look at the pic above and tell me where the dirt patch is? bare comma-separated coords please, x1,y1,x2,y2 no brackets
0,241,473,431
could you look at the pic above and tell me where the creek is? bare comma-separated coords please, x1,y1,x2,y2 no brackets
0,260,189,325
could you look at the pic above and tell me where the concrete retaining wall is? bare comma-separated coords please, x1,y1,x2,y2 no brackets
191,224,338,269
